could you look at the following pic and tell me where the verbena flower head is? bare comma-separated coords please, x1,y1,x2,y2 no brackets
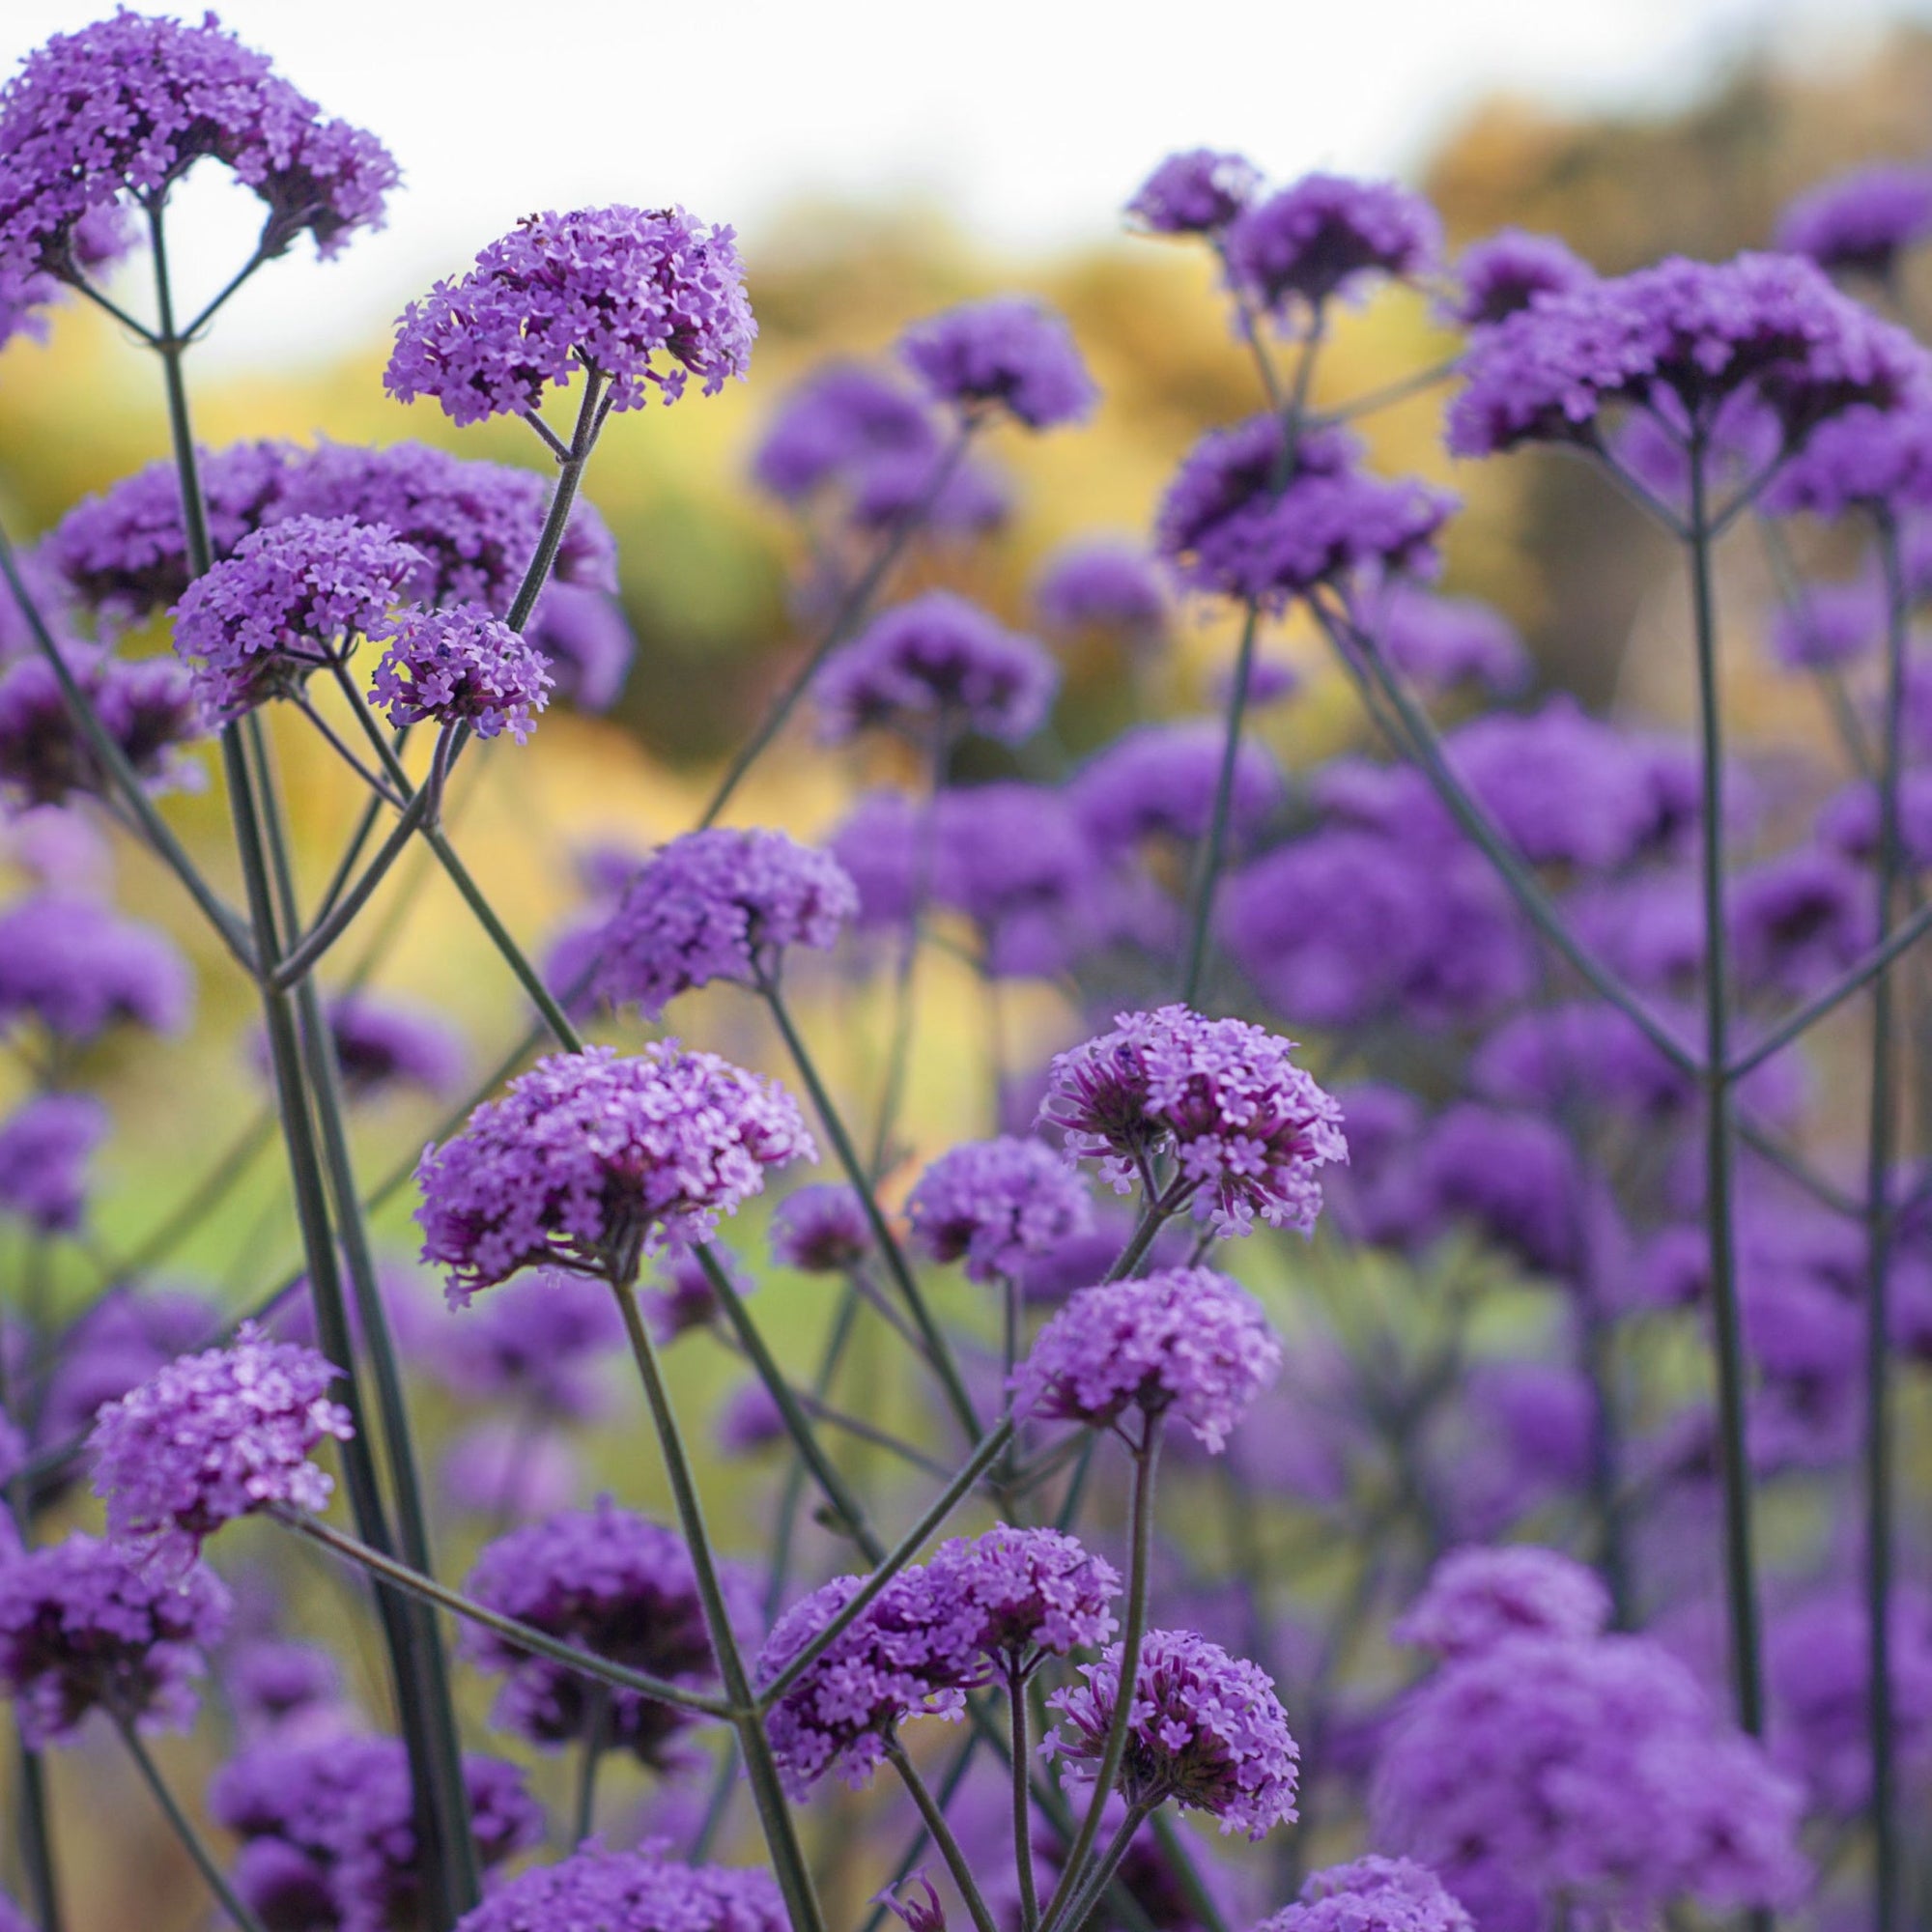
0,646,202,811
899,297,1097,430
1224,174,1441,315
591,827,859,1018
817,590,1058,743
0,10,396,344
1392,1546,1612,1661
1156,418,1454,611
1764,396,1932,519
463,1496,756,1766
1776,162,1932,279
1444,228,1597,327
1047,1628,1299,1838
1039,1005,1346,1236
36,1282,219,1453
1034,540,1170,647
924,1524,1119,1671
415,1042,814,1299
1372,1629,1809,1930
906,1136,1094,1284
1127,149,1264,235
386,205,755,423
1010,1266,1283,1450
752,362,939,503
450,1841,785,1932
1449,252,1930,459
0,1530,230,1745
0,894,191,1040
170,515,422,723
433,1267,622,1419
1367,587,1530,695
1070,721,1284,855
87,1322,352,1573
526,582,636,712
769,1183,872,1273
1259,1858,1473,1932
0,1093,107,1235
757,1570,984,1796
644,1242,753,1345
368,603,552,741
1766,579,1881,669
1413,1101,1586,1277
321,993,468,1101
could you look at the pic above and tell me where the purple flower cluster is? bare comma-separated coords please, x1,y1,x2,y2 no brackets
369,604,553,740
1776,162,1932,279
0,894,191,1040
1390,1545,1612,1660
1444,228,1596,328
816,591,1058,744
1127,150,1264,236
321,993,468,1101
431,1268,622,1419
1010,1266,1283,1451
86,1323,352,1573
0,11,396,344
769,1183,872,1273
0,646,202,810
35,1283,219,1454
450,1841,784,1932
170,516,422,723
0,1531,231,1744
1259,1859,1473,1932
905,1136,1094,1283
1156,418,1454,611
1039,1005,1346,1236
1047,1627,1300,1838
415,1043,814,1299
1766,396,1932,519
1365,586,1530,695
0,1093,107,1235
386,205,755,423
899,297,1097,430
590,828,859,1017
1034,540,1171,648
1070,722,1284,854
1223,174,1441,315
923,1523,1120,1668
463,1496,755,1764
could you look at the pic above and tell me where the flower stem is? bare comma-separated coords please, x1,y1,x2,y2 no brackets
114,1715,270,1932
506,369,607,633
575,1686,611,1847
1180,599,1261,1005
1011,1665,1041,1932
1046,1800,1157,1932
884,1737,1005,1932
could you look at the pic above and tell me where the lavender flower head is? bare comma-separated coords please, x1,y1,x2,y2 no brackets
1156,418,1454,611
1011,1266,1282,1451
770,1183,873,1273
1366,587,1530,695
1070,721,1284,854
0,11,396,344
463,1496,755,1765
1259,1858,1472,1932
0,1093,107,1235
0,894,191,1040
0,647,202,811
1765,396,1932,519
1039,1005,1346,1236
1392,1546,1612,1661
526,581,636,712
386,205,755,423
1776,162,1932,279
432,1267,622,1417
1127,150,1264,236
899,297,1097,430
450,1841,784,1932
0,1531,231,1745
1766,579,1881,670
752,362,938,503
644,1242,753,1345
1035,540,1171,649
1047,1628,1299,1838
1444,228,1596,328
321,993,468,1101
817,591,1058,744
906,1136,1094,1283
924,1524,1119,1670
591,828,859,1018
369,604,552,742
87,1322,353,1573
1224,174,1441,315
415,1043,814,1300
169,516,422,723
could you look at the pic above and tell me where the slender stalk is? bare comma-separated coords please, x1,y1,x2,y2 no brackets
1051,1802,1159,1932
858,1731,986,1932
506,368,607,633
883,1738,1005,1932
271,791,431,987
114,1716,270,1932
181,244,270,340
575,1687,611,1846
1010,1666,1041,1932
290,690,407,804
609,1284,828,1932
11,1744,62,1932
699,423,975,827
1040,1426,1163,1932
1180,601,1261,1005
1686,440,1764,1743
65,273,159,343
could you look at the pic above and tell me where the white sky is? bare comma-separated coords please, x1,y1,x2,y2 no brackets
9,0,1932,367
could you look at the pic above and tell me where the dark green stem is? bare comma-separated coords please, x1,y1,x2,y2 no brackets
1048,1800,1157,1932
506,369,607,634
884,1738,1005,1932
574,1687,610,1847
1011,1665,1040,1932
1180,600,1261,1005
115,1716,269,1932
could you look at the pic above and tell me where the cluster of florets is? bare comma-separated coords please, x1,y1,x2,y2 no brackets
1222,172,1442,315
899,297,1097,430
0,893,191,1041
415,1043,814,1299
320,993,468,1101
769,1183,872,1273
431,1268,623,1418
1156,418,1454,611
386,205,756,423
590,828,859,1017
1039,1005,1347,1236
1444,228,1597,327
1776,162,1932,280
85,1324,352,1573
1033,540,1170,647
212,1732,542,1932
0,1531,231,1744
1047,1627,1300,1838
1069,721,1284,854
0,10,397,344
462,1497,753,1764
1011,1266,1283,1450
1365,586,1531,695
1127,149,1264,235
1449,252,1930,460
0,646,202,810
1259,1859,1473,1932
0,1093,107,1235
449,1841,785,1932
904,1136,1094,1283
169,516,423,722
923,1524,1120,1669
1765,396,1932,519
30,1283,220,1454
369,604,553,740
1391,1545,1612,1660
816,590,1058,743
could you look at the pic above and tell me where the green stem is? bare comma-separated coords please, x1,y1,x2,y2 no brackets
271,791,432,988
574,1687,610,1847
114,1716,269,1932
11,1743,62,1932
506,369,606,634
1180,600,1261,1005
883,1738,1005,1932
1047,1800,1157,1932
1011,1665,1041,1932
